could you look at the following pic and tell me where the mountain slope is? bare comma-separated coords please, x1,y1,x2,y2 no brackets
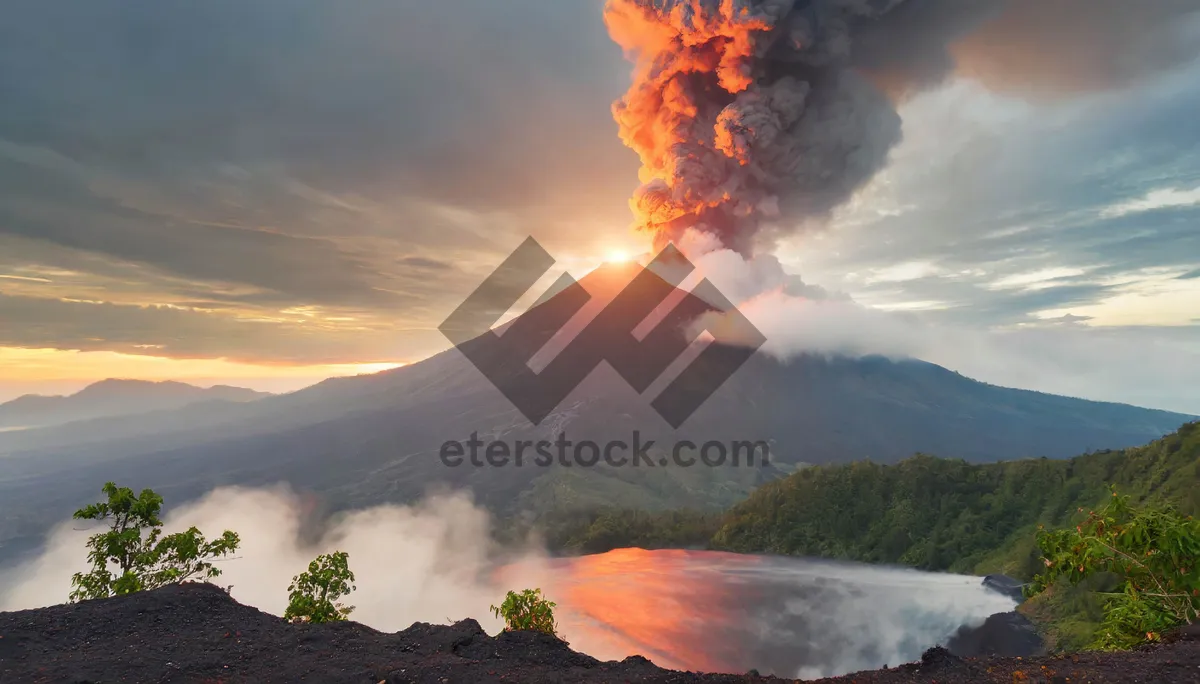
0,379,270,429
0,265,1192,567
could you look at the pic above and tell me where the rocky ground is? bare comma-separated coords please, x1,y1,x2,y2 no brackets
1,583,1197,684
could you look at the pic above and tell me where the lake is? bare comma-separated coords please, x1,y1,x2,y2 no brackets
507,548,1018,679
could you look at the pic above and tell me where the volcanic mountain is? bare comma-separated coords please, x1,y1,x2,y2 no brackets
0,262,1192,566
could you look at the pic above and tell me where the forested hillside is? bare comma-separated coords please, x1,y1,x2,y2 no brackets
710,421,1200,577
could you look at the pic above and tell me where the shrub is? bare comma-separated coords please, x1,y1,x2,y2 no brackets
1028,488,1200,649
490,588,560,638
70,482,240,602
284,551,357,624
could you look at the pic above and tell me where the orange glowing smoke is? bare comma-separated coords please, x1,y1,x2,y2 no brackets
604,0,780,250
600,0,900,255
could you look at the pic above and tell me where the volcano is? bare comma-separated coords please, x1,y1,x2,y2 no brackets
0,263,1192,566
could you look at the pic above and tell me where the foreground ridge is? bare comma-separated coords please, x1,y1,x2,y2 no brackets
1,583,1197,684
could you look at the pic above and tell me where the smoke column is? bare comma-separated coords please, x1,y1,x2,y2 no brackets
605,0,901,254
603,0,1200,254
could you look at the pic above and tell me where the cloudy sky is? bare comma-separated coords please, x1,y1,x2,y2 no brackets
1,1,1198,413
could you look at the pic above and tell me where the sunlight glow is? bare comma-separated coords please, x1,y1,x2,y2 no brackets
605,249,633,264
0,347,412,401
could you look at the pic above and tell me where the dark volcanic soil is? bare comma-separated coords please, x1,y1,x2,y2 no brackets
2,583,1198,684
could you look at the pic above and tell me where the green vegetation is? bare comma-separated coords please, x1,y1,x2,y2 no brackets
1027,491,1200,649
68,482,357,626
711,422,1200,577
70,482,240,602
284,551,357,624
1018,574,1113,652
491,588,560,638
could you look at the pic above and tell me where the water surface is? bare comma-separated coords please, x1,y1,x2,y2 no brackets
525,549,1016,679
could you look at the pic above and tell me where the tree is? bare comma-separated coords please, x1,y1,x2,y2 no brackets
70,482,240,602
1028,489,1200,650
284,551,357,624
490,588,560,638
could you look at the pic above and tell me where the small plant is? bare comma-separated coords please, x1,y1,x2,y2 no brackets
284,551,357,624
1028,488,1200,650
70,482,240,602
490,588,560,638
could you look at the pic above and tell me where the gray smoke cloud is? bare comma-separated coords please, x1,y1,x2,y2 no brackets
950,0,1200,97
606,0,1200,254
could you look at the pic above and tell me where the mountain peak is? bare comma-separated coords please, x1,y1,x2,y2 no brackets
75,379,195,398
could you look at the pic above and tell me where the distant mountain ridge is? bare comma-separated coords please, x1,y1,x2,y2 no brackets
0,379,271,429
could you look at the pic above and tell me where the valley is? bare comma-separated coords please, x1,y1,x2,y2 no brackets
0,345,1192,571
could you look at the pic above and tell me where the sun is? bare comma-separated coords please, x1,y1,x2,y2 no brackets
605,249,633,264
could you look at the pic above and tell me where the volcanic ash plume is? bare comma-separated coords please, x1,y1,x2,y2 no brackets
604,0,1200,255
605,0,907,254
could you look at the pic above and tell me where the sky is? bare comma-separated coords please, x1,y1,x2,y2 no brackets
1,1,1198,413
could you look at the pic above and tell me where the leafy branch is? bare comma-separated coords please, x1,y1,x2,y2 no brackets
70,482,240,601
1028,488,1200,649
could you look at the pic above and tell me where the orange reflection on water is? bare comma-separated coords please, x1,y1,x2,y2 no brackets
546,548,765,673
495,548,1023,678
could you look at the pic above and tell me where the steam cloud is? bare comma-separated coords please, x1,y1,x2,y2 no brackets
605,0,1200,254
0,488,545,634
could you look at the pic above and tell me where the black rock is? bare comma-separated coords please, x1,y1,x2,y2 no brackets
919,646,960,670
947,611,1044,658
982,574,1028,603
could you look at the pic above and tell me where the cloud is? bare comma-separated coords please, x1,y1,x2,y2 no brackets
766,301,1200,415
1099,185,1200,219
949,0,1200,97
0,0,639,363
691,244,1200,415
0,187,394,310
788,66,1200,328
0,1,635,222
0,291,442,365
